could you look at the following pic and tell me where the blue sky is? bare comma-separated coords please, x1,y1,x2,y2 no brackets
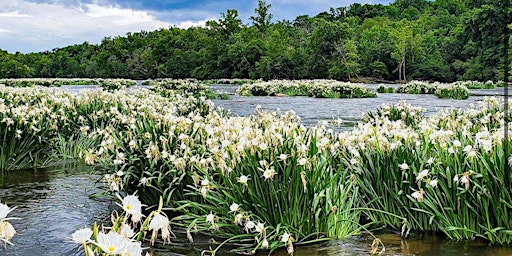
0,0,392,54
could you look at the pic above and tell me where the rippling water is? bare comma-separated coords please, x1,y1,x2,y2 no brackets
0,164,110,256
212,84,505,130
1,84,510,255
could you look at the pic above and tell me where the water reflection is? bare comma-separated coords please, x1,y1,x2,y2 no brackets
268,233,512,256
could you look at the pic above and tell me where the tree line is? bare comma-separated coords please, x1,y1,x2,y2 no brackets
0,0,510,82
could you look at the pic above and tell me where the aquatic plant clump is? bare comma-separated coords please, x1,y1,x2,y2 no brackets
396,80,469,99
202,78,260,85
3,84,512,254
434,83,470,99
0,78,136,91
237,80,377,98
338,97,512,243
0,85,217,171
70,195,172,256
143,78,229,99
0,78,97,87
454,80,495,89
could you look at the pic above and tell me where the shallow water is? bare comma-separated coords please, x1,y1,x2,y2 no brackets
211,84,505,130
1,84,511,255
0,164,111,256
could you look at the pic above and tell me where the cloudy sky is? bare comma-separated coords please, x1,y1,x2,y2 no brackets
0,0,392,54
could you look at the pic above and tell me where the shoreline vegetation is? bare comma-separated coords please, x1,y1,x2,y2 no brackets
1,78,512,255
0,1,509,84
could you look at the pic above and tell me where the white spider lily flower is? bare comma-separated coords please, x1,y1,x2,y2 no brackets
200,187,208,197
95,232,130,255
255,222,265,233
237,175,249,185
206,213,215,224
398,162,409,170
298,158,308,166
261,238,269,249
234,213,243,225
416,169,429,182
119,224,135,238
244,221,255,232
0,202,16,220
411,189,424,202
71,228,93,244
131,212,144,223
262,168,276,180
0,221,16,243
281,232,290,243
459,175,469,185
429,179,438,188
149,212,172,245
117,194,143,217
229,203,239,212
125,241,143,256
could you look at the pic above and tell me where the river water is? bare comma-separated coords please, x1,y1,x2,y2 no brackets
1,84,511,255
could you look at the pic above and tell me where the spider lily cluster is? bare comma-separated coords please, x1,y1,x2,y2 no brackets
237,79,377,98
70,195,171,256
394,80,470,99
0,78,135,91
1,79,512,255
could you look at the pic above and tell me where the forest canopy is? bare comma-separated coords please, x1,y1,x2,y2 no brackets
0,0,510,82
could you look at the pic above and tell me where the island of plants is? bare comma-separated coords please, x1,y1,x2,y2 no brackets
1,78,511,255
0,78,136,91
378,80,502,99
237,79,377,98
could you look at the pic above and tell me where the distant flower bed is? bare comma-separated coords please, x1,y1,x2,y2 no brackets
392,80,470,99
142,78,230,99
455,80,495,89
0,78,135,91
0,78,97,87
202,78,260,85
237,79,377,98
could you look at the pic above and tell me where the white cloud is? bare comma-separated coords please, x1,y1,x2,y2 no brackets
176,20,208,29
0,0,392,53
84,3,154,25
0,11,32,18
0,0,175,53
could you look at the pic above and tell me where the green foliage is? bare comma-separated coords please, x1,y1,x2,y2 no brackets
343,98,512,243
434,83,469,99
0,2,509,83
376,85,394,93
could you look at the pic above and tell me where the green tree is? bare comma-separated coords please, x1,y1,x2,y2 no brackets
250,1,273,33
